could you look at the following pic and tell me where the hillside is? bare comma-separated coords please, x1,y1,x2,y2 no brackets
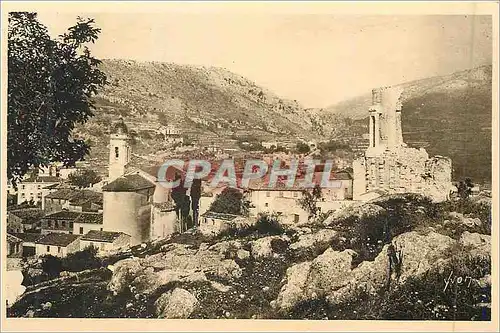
75,59,324,173
314,65,493,184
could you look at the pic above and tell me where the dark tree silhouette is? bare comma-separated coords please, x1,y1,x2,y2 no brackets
457,178,474,200
8,12,107,184
298,184,323,220
209,187,250,216
68,169,102,188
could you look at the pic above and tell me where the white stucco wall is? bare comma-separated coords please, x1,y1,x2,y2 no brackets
103,191,152,246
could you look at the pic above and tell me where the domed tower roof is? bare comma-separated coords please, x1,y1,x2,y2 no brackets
112,117,128,135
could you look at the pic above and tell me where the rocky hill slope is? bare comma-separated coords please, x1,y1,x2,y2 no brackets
8,195,491,320
313,65,493,184
75,59,327,173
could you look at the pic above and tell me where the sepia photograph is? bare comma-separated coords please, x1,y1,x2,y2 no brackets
1,1,498,331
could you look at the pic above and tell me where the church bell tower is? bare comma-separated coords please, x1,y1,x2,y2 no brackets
108,118,131,181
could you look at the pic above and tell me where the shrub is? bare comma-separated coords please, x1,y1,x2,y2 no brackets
62,246,101,272
41,255,62,279
255,212,284,235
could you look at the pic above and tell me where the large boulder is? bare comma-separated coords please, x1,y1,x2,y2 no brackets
290,229,337,257
108,258,145,295
459,231,491,258
251,235,289,259
274,231,458,312
154,288,198,319
274,248,355,312
448,212,482,228
392,231,456,283
323,203,385,226
108,243,242,295
273,261,312,312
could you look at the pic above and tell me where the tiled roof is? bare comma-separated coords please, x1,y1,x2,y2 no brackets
43,211,82,220
74,212,103,225
10,232,42,243
46,189,102,204
43,211,103,224
102,174,156,192
35,233,80,247
81,230,128,243
201,211,241,221
23,176,61,183
7,233,23,243
247,171,348,191
8,209,45,224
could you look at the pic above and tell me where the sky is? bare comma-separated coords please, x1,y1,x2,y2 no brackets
36,10,492,108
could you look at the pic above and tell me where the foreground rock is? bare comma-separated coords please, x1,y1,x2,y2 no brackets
459,231,491,258
323,203,386,226
251,235,289,258
108,243,242,296
274,231,459,312
155,288,198,319
290,229,337,257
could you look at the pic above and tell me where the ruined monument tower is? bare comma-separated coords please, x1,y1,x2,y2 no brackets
353,86,453,202
366,87,405,155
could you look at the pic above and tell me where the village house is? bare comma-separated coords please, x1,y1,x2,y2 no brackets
44,188,103,213
7,209,45,233
246,171,355,224
200,211,250,235
159,125,184,144
7,234,23,258
9,233,42,257
35,233,81,258
40,211,103,235
150,202,178,240
80,230,131,253
16,175,60,205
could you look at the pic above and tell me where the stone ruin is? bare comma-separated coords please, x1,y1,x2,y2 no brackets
353,86,454,202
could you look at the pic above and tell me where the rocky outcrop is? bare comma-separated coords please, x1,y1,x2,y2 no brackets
251,235,289,259
154,288,198,319
273,261,312,312
274,231,458,313
459,231,491,258
108,243,242,296
290,229,337,256
323,203,386,226
447,212,482,228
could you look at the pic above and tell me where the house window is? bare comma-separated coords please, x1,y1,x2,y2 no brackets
55,221,59,228
344,187,349,197
46,246,50,253
266,191,270,197
294,214,300,223
21,193,26,198
115,147,119,158
22,185,25,190
58,247,61,253
79,227,84,234
279,191,284,197
62,221,66,228
100,228,103,231
100,243,105,250
70,222,73,229
265,203,269,207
